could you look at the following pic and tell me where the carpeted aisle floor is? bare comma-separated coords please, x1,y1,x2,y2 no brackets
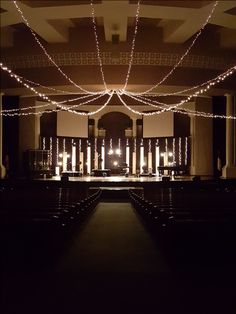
57,201,169,276
1,201,236,314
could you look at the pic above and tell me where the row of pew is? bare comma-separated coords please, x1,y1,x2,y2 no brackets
129,187,236,258
0,186,102,269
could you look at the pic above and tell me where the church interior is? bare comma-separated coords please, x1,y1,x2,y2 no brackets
1,1,236,313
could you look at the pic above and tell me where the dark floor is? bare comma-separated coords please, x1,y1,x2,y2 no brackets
1,201,236,314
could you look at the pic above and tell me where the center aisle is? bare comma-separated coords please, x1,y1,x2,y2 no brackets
57,201,169,276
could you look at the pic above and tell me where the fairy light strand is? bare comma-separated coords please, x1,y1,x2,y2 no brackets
119,64,236,118
0,63,112,116
90,0,108,91
13,73,104,95
123,0,141,91
125,1,219,94
12,0,105,95
117,91,236,120
125,64,236,107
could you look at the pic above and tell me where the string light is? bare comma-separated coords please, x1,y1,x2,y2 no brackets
118,91,236,119
124,64,236,99
125,1,219,94
90,0,108,91
0,62,107,112
148,139,151,153
49,137,53,166
42,137,46,150
124,90,236,119
179,138,182,166
119,64,236,119
185,137,188,166
165,138,168,154
173,138,176,165
108,138,113,155
123,0,141,91
1,92,114,117
56,138,59,165
0,63,114,116
63,138,66,153
12,0,106,95
9,73,93,95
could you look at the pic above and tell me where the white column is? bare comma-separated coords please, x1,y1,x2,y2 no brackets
148,152,152,173
94,152,98,170
132,152,136,174
140,146,144,173
87,145,91,174
126,146,130,171
222,94,236,178
72,145,76,171
101,145,105,170
62,152,68,172
155,146,160,175
79,152,84,174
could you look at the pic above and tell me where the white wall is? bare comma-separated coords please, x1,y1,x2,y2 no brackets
57,111,88,138
143,112,174,138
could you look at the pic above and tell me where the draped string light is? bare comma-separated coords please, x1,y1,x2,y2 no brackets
42,137,46,150
123,0,141,91
185,137,188,166
49,137,53,165
12,0,107,95
0,63,107,113
122,90,236,119
0,63,114,116
125,1,219,94
118,64,236,119
121,92,236,119
1,92,114,117
90,0,108,91
2,1,235,120
179,138,182,166
124,64,236,100
56,138,59,166
173,138,176,165
9,73,92,95
0,93,105,116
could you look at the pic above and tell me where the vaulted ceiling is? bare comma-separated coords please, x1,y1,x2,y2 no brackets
1,0,236,96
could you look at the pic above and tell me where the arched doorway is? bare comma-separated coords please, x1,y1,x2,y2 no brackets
98,112,132,173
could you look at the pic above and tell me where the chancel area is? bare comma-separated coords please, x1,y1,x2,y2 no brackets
1,1,236,313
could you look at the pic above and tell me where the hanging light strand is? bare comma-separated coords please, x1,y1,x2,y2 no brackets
125,1,219,95
117,91,236,119
90,0,108,91
1,92,105,116
1,92,113,117
0,62,108,115
121,64,236,113
12,73,104,95
12,0,106,95
123,0,141,91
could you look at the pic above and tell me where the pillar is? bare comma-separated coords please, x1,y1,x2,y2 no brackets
222,94,236,178
18,97,40,174
94,118,99,137
132,118,137,137
190,97,214,176
0,93,6,178
79,152,84,174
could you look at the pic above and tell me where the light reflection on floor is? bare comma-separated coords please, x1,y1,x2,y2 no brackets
45,175,199,182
